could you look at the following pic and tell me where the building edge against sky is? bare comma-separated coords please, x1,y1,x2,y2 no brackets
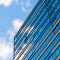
14,0,60,60
14,0,40,40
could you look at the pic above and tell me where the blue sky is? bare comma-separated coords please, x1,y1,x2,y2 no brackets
0,0,38,60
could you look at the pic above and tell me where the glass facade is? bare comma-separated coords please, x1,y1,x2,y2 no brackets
14,0,60,60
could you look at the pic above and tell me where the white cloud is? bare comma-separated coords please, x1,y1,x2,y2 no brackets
0,0,20,7
0,0,13,7
7,29,15,46
21,0,31,12
6,19,24,45
22,6,27,12
8,18,33,60
13,0,31,12
0,0,31,12
12,19,23,33
0,18,23,60
14,0,19,4
0,38,13,60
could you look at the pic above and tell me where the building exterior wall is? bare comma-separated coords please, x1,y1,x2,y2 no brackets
14,0,60,60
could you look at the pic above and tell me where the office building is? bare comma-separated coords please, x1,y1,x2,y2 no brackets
14,0,60,60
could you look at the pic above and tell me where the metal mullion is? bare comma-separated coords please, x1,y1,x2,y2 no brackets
40,37,60,60
54,46,60,60
49,46,60,60
44,41,60,60
36,30,60,60
56,54,60,60
50,41,60,59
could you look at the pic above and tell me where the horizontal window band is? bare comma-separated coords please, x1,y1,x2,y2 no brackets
27,19,60,60
49,46,60,60
36,30,60,60
56,54,60,60
15,8,60,60
44,41,60,60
